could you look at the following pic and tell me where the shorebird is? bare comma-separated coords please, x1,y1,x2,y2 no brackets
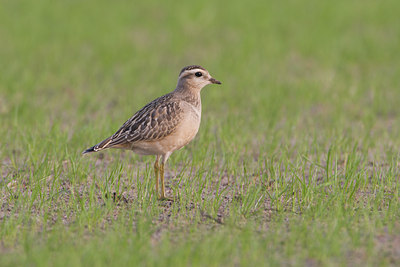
83,65,221,200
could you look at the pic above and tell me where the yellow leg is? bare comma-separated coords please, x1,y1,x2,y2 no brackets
160,162,165,199
154,156,160,198
159,162,175,201
157,153,174,201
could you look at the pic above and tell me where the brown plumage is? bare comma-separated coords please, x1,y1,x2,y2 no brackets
83,65,221,200
84,93,183,151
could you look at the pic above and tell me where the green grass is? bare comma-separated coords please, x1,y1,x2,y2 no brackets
1,0,400,266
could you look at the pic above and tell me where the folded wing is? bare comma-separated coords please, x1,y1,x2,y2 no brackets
84,93,184,153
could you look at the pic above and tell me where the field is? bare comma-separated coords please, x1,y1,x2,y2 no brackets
1,0,400,266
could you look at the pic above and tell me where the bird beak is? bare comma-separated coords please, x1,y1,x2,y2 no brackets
209,77,222,84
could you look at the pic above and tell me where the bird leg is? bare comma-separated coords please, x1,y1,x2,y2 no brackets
158,152,174,201
158,163,174,201
160,162,166,199
154,156,160,198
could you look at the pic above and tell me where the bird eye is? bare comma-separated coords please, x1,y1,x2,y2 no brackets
195,72,202,77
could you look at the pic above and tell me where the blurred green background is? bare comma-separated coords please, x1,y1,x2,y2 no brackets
1,0,400,265
1,0,400,149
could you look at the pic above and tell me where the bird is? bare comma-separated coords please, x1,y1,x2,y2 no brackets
83,65,221,200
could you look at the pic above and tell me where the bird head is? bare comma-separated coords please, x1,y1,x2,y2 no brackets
177,65,221,92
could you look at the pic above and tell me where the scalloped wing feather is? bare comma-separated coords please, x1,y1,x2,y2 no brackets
92,93,184,151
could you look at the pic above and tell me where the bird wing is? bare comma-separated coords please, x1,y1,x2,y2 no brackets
93,93,184,150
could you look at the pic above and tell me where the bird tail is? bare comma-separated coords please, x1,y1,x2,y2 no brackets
82,136,113,155
82,146,96,154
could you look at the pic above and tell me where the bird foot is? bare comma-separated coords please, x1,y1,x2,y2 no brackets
158,196,175,202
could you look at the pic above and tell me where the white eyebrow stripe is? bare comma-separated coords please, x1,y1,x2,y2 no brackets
178,69,205,79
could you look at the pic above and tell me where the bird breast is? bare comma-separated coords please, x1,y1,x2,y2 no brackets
162,101,201,152
176,101,201,144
